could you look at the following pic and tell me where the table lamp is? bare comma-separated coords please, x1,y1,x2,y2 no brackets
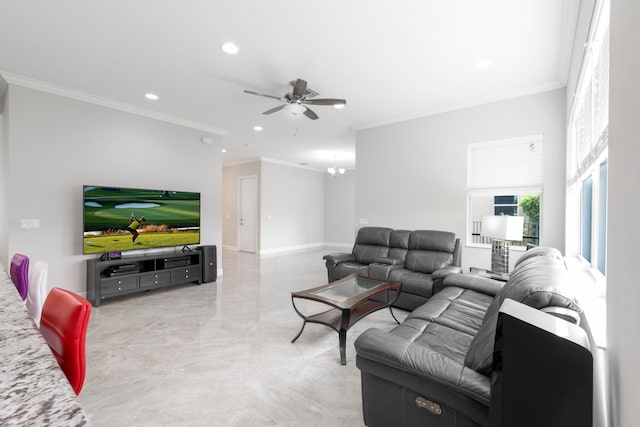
481,215,524,274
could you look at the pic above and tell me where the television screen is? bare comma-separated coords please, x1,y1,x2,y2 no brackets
83,185,200,255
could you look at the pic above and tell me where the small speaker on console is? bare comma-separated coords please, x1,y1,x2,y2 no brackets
198,245,217,283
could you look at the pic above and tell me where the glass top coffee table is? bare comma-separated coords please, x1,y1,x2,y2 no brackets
291,274,401,365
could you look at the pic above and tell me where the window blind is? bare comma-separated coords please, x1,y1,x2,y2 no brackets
568,0,609,184
468,135,544,189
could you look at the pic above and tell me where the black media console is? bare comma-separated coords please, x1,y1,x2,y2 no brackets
87,250,202,307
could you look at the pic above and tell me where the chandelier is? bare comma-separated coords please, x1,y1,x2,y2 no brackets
327,157,346,177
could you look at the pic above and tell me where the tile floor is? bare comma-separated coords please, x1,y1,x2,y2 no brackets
78,249,406,426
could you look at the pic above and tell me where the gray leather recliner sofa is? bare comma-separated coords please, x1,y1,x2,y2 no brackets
323,227,462,310
353,247,593,427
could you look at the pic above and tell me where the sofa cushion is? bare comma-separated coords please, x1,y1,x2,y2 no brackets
409,230,457,252
355,226,393,246
352,227,393,263
353,245,391,264
354,286,495,404
388,269,434,298
403,230,457,274
404,287,495,339
388,229,410,262
464,255,580,376
404,251,454,274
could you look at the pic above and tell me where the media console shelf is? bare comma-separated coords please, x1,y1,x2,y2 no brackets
87,251,202,307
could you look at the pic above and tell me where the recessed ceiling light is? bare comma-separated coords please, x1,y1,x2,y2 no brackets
145,93,159,100
334,103,345,110
253,126,263,131
221,149,227,153
475,58,493,69
221,42,239,55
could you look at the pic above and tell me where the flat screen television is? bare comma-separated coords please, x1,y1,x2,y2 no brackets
83,185,200,255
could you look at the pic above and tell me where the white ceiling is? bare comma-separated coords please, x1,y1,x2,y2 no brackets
0,0,578,171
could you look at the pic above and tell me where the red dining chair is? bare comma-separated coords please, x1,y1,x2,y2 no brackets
9,253,29,301
39,287,92,395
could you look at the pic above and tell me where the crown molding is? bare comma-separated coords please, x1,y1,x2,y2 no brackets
0,72,228,136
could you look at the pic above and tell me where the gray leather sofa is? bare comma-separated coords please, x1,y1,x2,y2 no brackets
353,247,593,427
323,227,462,310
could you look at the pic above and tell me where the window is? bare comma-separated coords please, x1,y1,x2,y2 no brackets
467,135,543,248
567,0,609,276
581,176,593,262
494,196,518,216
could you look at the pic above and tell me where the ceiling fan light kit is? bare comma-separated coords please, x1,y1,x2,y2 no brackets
284,103,306,115
244,78,346,120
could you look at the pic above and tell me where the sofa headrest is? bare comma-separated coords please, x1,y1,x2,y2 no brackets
408,230,456,253
514,246,564,269
500,256,578,311
390,230,410,249
355,227,393,247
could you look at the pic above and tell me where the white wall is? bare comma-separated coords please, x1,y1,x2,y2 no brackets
5,85,223,295
324,170,356,247
607,1,640,425
259,160,324,254
222,161,261,250
356,89,566,271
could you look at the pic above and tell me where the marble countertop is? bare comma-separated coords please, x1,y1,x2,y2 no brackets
0,269,91,425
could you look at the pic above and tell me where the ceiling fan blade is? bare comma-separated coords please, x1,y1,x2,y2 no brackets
292,79,307,99
303,107,319,120
262,104,286,115
303,98,347,106
244,90,283,101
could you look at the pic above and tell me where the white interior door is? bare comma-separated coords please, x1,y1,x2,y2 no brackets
238,175,258,253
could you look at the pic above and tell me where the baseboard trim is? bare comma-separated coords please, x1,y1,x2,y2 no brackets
324,242,353,249
258,242,325,257
257,242,354,257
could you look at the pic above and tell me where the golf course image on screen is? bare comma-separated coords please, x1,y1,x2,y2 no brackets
83,186,200,254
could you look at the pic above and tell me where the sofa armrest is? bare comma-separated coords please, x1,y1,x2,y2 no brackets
372,257,404,266
322,253,355,265
443,273,504,296
432,265,463,280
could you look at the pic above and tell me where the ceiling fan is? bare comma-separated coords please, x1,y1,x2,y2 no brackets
244,78,346,120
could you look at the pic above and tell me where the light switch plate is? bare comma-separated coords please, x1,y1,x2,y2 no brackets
20,219,40,229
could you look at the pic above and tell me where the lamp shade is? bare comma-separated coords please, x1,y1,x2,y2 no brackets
481,215,524,241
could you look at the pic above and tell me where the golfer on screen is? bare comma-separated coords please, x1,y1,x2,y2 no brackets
126,215,146,243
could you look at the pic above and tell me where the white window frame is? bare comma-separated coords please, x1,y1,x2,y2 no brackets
467,134,544,249
567,0,609,280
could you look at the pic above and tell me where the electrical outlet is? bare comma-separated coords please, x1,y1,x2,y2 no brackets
20,219,40,229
